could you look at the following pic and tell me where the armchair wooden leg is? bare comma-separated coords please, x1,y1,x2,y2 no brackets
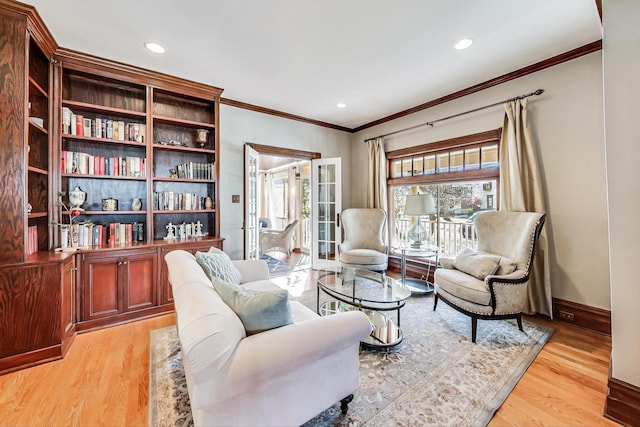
433,293,438,311
517,315,523,332
340,394,354,414
471,316,478,343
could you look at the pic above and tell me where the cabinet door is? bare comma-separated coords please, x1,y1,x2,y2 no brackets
124,250,157,311
61,257,76,352
82,255,122,320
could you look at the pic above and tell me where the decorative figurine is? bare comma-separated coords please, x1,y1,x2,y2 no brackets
178,222,186,239
164,222,176,240
169,168,178,178
194,221,204,237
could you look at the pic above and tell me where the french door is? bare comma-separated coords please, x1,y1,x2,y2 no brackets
311,157,342,269
244,144,260,259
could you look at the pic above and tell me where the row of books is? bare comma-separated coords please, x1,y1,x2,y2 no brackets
176,162,215,180
60,222,146,248
154,192,212,211
62,107,146,142
61,150,146,177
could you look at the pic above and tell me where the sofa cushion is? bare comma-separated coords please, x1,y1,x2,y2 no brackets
196,251,242,285
495,255,517,275
453,248,500,280
211,277,294,335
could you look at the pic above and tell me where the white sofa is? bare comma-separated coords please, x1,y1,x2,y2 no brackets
164,249,372,427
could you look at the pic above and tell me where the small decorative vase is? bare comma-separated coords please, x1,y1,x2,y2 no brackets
69,186,86,210
131,197,142,211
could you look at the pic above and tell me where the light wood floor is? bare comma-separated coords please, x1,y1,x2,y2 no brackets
0,287,619,426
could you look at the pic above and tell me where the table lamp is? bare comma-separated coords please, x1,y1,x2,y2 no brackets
404,194,436,248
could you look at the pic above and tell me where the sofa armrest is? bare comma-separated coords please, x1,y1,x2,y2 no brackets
224,310,371,393
232,259,270,283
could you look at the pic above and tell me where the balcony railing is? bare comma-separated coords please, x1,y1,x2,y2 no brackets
392,217,477,257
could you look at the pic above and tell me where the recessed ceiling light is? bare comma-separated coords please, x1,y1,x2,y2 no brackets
144,42,166,54
336,102,347,109
454,38,474,50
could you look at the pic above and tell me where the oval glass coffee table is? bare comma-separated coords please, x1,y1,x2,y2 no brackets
316,267,411,348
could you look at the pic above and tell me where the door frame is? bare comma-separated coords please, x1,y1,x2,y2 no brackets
243,143,320,259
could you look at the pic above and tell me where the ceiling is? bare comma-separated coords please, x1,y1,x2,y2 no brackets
24,0,602,130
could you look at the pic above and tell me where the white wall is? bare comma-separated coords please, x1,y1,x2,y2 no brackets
219,104,352,259
351,52,611,311
603,0,640,387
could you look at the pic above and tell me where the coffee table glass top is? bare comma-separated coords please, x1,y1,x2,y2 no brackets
317,267,411,310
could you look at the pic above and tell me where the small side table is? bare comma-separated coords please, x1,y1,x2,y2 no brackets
392,245,439,295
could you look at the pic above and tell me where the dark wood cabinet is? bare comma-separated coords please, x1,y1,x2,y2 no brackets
0,1,225,374
78,248,157,330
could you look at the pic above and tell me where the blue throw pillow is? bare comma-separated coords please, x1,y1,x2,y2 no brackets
211,277,293,335
196,251,242,285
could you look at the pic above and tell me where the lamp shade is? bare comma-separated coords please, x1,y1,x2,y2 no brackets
404,194,436,216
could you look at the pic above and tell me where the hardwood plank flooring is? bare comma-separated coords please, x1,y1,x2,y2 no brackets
0,289,620,426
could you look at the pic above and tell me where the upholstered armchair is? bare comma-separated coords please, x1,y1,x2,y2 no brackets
338,208,388,272
433,211,546,343
260,219,298,256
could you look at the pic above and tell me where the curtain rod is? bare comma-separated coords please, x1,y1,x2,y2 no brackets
364,89,544,143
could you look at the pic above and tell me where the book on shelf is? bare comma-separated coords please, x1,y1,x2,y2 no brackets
154,191,209,211
61,106,145,142
61,150,146,177
174,162,215,180
65,222,145,247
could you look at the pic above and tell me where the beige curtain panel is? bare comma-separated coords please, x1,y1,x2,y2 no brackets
367,137,388,212
499,99,552,317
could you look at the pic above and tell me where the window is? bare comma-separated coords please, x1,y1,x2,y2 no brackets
387,129,501,257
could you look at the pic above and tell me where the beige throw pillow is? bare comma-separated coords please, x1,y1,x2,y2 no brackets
453,248,501,280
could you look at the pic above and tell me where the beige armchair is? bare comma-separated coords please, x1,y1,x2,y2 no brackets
260,219,298,256
433,211,546,343
338,208,388,272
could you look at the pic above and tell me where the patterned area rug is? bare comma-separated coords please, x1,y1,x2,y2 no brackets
260,254,293,273
149,290,553,427
260,253,311,276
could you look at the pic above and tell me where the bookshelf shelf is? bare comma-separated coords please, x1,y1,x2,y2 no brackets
28,76,47,98
28,166,48,175
62,133,147,147
153,143,215,154
152,177,214,183
63,99,147,119
154,209,216,214
28,212,48,219
62,173,147,181
153,115,215,129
